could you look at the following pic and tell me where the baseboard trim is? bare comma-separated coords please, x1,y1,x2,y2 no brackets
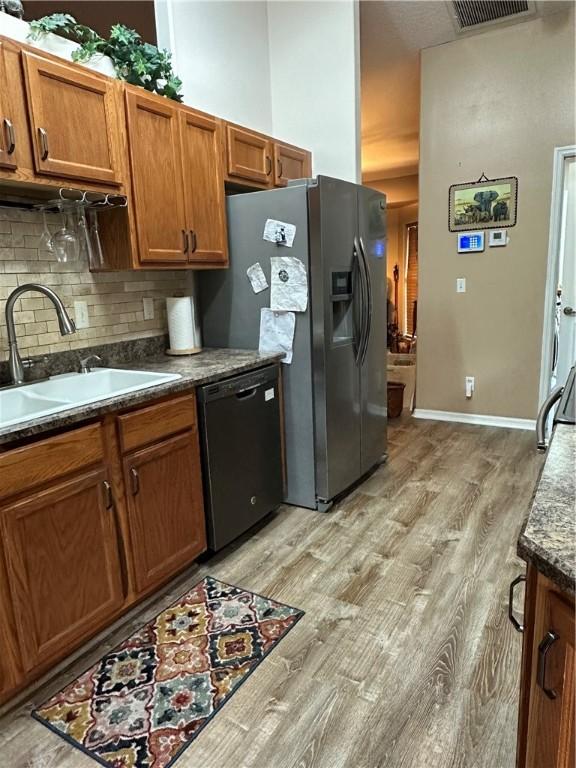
412,409,536,431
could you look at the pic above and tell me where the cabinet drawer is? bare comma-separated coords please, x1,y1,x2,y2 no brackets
0,423,104,502
117,393,197,453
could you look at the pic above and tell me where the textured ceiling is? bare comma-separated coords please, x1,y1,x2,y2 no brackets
360,0,573,182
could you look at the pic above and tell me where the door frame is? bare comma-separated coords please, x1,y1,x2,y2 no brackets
539,144,576,407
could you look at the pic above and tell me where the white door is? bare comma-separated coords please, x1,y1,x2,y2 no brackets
540,148,576,404
556,155,576,387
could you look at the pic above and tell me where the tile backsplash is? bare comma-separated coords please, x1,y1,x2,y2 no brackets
0,208,191,362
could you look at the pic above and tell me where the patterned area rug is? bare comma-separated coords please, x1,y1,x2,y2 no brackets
33,576,304,768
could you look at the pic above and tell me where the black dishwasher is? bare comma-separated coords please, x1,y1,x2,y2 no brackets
197,364,283,551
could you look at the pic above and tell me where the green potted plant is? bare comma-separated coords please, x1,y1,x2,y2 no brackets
28,14,183,102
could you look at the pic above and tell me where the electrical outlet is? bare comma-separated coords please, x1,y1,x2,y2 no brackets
73,300,89,329
456,278,466,293
143,297,154,320
465,376,475,398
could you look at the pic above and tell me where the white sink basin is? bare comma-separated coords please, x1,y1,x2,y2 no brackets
0,368,182,429
0,389,70,423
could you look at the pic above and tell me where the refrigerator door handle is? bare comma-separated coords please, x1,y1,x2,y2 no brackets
358,236,372,365
354,237,368,366
352,241,363,365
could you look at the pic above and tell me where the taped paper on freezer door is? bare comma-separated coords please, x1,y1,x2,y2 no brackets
258,308,296,364
270,256,308,312
263,219,296,247
246,262,268,294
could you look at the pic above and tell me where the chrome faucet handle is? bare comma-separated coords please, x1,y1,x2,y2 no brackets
22,355,49,369
79,354,102,374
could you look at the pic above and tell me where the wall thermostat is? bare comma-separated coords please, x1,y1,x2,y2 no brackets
489,229,508,247
457,231,485,253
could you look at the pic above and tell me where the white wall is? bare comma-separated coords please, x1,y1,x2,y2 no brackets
267,0,361,182
155,0,273,134
155,0,361,180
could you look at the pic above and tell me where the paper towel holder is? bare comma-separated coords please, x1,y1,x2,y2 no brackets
166,346,202,356
166,294,203,356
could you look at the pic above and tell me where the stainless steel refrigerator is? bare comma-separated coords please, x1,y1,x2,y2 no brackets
199,176,387,511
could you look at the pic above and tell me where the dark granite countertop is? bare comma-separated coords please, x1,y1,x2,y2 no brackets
518,424,576,596
0,348,283,446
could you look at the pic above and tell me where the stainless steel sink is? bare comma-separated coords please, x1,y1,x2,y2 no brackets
0,368,182,429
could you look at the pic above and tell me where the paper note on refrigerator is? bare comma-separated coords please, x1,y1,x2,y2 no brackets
258,308,296,364
263,219,296,247
246,262,268,294
270,256,308,312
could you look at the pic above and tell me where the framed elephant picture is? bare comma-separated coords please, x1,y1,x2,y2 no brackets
449,176,518,231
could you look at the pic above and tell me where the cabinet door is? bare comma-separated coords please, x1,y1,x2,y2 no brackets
226,124,273,185
180,109,228,266
21,52,121,185
125,88,188,264
0,43,18,171
124,431,206,594
273,142,312,187
1,468,124,673
526,586,575,768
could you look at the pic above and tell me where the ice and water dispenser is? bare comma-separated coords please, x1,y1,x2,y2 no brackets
330,270,354,345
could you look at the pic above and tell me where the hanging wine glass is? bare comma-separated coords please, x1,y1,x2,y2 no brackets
52,202,79,263
89,209,105,269
76,201,94,265
39,207,54,253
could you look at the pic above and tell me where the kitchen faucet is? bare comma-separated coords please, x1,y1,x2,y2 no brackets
5,283,76,386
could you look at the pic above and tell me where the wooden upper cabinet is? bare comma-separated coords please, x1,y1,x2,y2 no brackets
273,142,312,187
0,42,18,171
180,108,228,266
21,52,122,185
226,124,273,185
123,430,206,595
125,87,188,264
1,468,124,673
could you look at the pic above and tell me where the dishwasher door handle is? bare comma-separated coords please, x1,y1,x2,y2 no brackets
236,387,258,400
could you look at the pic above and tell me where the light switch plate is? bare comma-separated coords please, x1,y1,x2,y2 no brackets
143,297,154,320
456,278,466,293
73,300,89,329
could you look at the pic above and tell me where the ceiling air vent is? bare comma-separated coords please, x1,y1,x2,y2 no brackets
451,1,533,30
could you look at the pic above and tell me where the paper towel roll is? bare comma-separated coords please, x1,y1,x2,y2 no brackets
166,296,202,354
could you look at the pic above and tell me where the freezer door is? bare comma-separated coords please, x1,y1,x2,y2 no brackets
310,177,362,502
357,185,387,473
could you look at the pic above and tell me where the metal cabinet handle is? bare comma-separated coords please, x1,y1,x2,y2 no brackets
38,127,49,160
563,306,576,317
265,155,272,176
102,480,113,510
182,229,189,254
130,467,140,495
3,118,15,155
189,229,197,253
537,630,559,699
508,574,526,632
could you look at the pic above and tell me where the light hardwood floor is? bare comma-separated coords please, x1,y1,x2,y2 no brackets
0,417,544,768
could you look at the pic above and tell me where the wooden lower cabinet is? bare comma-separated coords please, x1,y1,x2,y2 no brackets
1,467,124,673
0,390,207,704
517,566,575,768
123,430,206,595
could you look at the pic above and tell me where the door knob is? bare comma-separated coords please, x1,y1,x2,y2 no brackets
563,306,576,316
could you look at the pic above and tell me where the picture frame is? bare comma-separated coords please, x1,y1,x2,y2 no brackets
449,176,518,231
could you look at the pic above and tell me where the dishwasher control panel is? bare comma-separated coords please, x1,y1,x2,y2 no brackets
198,364,279,402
